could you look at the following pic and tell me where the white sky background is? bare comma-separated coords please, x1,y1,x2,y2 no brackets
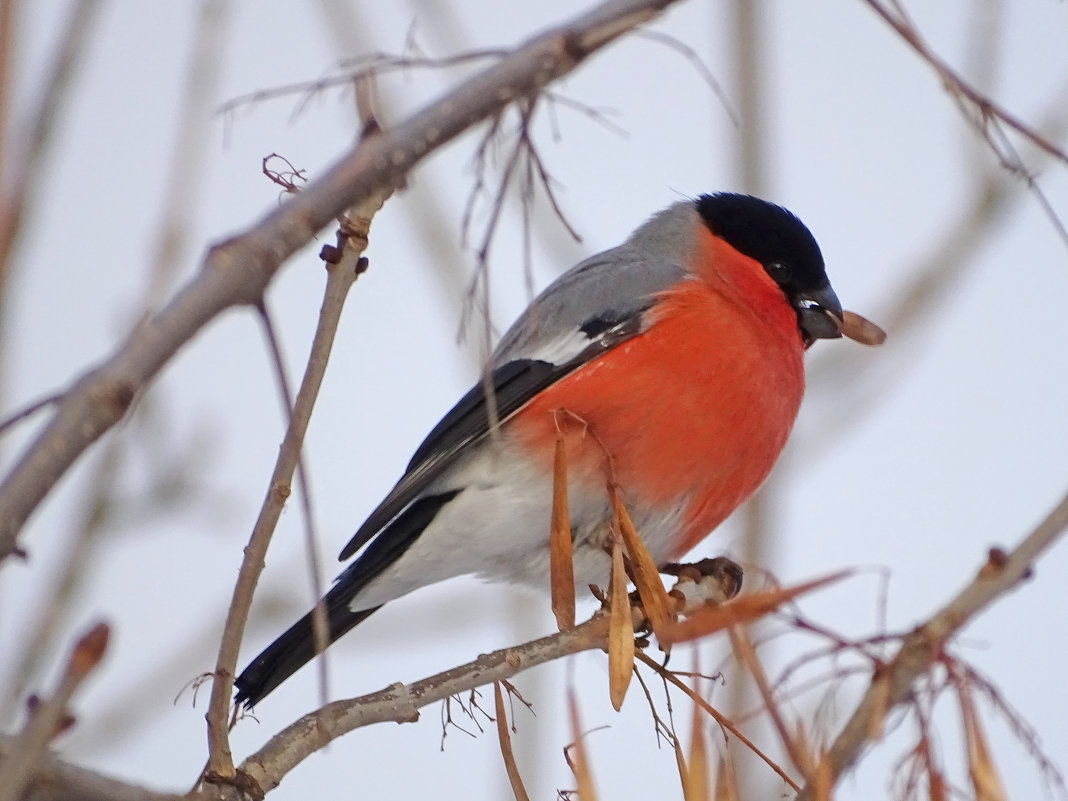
2,1,1068,800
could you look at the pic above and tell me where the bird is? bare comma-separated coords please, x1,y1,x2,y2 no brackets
234,192,848,708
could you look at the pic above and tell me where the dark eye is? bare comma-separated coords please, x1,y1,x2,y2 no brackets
766,261,792,284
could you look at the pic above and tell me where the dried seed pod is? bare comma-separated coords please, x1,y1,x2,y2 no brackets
840,310,887,346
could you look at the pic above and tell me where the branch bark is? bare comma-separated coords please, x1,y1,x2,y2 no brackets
0,735,190,801
796,485,1068,800
0,0,682,563
235,614,611,798
201,241,367,779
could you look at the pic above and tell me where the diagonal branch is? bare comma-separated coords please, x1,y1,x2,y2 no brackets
861,0,1068,168
0,0,684,563
796,485,1068,800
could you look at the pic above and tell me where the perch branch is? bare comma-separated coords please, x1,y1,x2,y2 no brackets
236,613,611,797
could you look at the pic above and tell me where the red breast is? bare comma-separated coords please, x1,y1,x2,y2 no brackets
510,222,805,557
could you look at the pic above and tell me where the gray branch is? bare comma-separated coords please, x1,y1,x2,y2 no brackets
796,486,1068,800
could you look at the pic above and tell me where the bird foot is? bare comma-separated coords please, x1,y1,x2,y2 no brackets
661,556,744,613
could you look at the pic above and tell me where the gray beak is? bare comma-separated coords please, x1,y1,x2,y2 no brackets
795,283,843,347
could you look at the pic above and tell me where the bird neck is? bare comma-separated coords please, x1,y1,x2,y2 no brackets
690,226,801,345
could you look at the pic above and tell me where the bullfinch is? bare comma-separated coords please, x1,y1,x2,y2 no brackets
235,192,849,707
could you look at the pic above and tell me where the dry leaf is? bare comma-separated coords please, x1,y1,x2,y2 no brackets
550,435,575,631
714,757,739,801
840,310,886,346
567,691,599,801
607,538,634,711
672,726,690,798
958,684,1007,801
611,487,672,637
683,687,709,801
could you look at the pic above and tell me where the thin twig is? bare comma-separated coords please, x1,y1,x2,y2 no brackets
728,626,808,780
0,622,110,801
252,300,328,707
0,392,63,438
635,651,801,793
631,29,737,126
862,0,1068,168
796,486,1068,799
218,49,507,119
0,441,121,725
202,229,373,778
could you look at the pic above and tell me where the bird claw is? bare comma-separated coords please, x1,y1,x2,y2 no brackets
662,556,744,613
594,556,745,640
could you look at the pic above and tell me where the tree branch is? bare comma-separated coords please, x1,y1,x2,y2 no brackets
0,0,683,563
0,623,110,801
201,239,368,779
796,485,1068,800
0,734,190,801
235,613,612,797
862,0,1068,168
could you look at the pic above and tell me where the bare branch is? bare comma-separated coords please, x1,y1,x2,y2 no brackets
202,226,371,778
796,486,1068,800
0,623,110,801
235,613,612,797
0,392,62,438
0,735,189,801
862,0,1068,168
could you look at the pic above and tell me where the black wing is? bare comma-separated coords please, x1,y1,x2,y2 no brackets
337,309,648,560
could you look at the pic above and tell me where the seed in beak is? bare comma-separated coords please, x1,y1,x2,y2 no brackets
840,310,886,346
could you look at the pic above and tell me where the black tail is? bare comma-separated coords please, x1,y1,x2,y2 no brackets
234,490,462,708
234,597,380,709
